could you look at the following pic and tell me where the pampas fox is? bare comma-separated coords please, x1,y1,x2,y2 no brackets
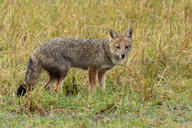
17,28,133,96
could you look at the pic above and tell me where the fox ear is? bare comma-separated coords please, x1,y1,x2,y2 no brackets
125,28,133,39
110,29,118,39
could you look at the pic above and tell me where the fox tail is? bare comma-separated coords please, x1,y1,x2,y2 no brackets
17,56,42,97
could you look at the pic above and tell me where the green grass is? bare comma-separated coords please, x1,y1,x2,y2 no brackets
0,0,192,127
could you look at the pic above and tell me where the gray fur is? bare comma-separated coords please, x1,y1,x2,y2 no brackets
125,28,133,39
110,29,118,39
32,38,116,70
17,29,133,96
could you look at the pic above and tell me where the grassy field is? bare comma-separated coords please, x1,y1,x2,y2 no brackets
0,0,192,127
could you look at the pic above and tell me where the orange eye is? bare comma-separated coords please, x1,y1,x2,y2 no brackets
125,46,130,49
115,46,120,49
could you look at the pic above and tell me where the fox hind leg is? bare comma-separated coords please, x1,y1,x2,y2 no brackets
55,78,64,94
44,75,56,94
55,66,69,94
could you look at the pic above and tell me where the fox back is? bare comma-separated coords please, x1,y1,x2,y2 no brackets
32,29,133,70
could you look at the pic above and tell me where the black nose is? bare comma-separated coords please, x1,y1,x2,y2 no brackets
121,54,125,59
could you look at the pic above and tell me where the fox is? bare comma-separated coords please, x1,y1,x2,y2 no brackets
17,28,133,97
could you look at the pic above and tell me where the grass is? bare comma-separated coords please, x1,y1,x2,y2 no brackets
0,0,192,127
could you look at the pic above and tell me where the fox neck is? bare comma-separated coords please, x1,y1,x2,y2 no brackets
103,40,122,66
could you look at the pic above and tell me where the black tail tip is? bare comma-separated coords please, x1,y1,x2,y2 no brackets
17,84,27,97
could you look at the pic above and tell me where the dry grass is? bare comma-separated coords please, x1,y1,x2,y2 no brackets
0,0,192,127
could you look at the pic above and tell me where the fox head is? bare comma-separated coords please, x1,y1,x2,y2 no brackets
108,28,133,65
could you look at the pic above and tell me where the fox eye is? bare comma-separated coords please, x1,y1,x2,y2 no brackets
115,46,120,49
125,46,130,49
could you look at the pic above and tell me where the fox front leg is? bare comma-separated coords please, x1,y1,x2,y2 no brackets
88,66,97,94
98,70,106,92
